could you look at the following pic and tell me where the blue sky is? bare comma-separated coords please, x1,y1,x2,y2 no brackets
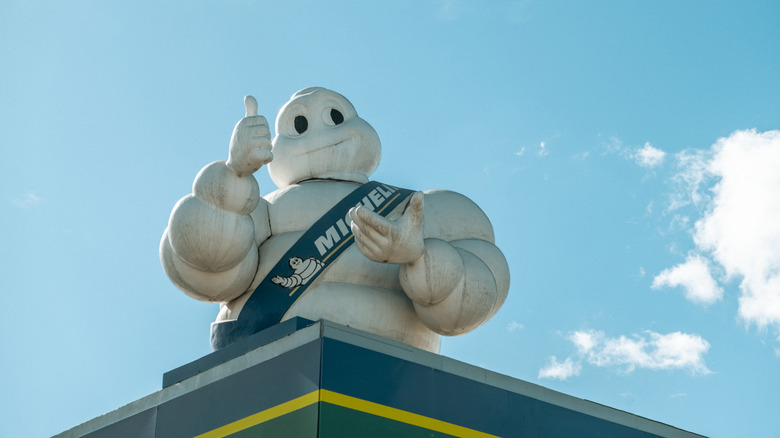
2,1,779,437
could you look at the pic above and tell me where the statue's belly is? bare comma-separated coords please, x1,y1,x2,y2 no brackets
253,232,438,351
285,281,440,353
217,180,440,352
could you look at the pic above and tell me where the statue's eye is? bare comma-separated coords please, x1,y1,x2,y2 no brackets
330,109,344,125
294,116,308,134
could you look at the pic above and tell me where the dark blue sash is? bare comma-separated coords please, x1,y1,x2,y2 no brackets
211,181,414,349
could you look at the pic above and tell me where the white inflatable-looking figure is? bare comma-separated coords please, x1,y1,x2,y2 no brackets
160,87,510,353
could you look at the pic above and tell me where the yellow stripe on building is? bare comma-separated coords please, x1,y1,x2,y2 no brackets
194,388,497,438
320,390,500,438
193,390,319,438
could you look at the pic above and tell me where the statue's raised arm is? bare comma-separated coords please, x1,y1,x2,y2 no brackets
160,96,272,302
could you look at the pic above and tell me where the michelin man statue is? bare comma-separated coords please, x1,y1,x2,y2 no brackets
160,87,510,352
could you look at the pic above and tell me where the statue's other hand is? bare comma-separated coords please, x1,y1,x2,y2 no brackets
349,192,425,264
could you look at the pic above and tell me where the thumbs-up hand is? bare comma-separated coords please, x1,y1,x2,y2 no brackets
227,95,273,176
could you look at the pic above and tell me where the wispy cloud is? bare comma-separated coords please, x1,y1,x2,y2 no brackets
538,330,711,380
13,191,43,208
603,137,666,169
662,129,780,334
538,141,548,157
603,135,624,155
435,0,471,20
652,253,723,305
436,0,533,24
667,148,714,211
507,321,525,332
514,141,551,158
572,151,590,161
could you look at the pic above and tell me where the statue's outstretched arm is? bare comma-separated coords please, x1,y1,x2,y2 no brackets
402,237,509,335
350,190,510,335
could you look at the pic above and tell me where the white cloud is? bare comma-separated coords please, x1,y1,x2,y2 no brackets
514,147,525,157
603,135,624,155
13,191,42,208
693,130,780,330
652,254,724,305
435,0,471,20
569,330,598,354
664,129,780,333
576,330,712,375
507,321,524,332
573,151,590,160
602,137,667,168
538,330,712,380
538,356,581,380
635,142,667,168
538,141,548,157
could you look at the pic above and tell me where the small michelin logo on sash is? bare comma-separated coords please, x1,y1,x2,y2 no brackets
271,257,325,289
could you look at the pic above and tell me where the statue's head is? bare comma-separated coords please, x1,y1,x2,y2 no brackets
268,87,381,187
